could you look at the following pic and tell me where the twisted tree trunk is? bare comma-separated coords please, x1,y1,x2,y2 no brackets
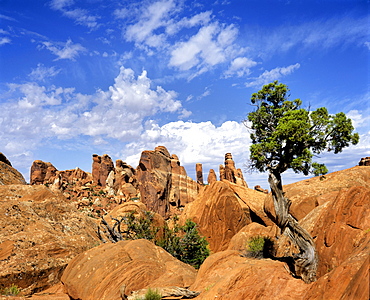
269,170,318,283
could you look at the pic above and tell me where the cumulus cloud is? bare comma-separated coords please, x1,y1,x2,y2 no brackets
0,66,187,163
118,1,245,79
122,120,251,178
224,57,258,78
245,63,300,87
169,23,240,78
39,39,87,60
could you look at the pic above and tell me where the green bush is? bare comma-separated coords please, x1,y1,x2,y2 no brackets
99,211,210,269
245,236,273,259
156,218,210,269
144,288,162,300
122,210,159,241
1,284,21,296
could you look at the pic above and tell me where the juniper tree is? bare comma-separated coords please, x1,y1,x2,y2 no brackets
246,81,359,283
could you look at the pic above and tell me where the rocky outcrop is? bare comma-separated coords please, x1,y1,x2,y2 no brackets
180,181,251,253
91,154,114,187
61,239,197,300
0,152,12,166
207,169,217,184
196,163,203,184
264,166,370,221
359,156,370,166
136,146,198,218
190,250,308,299
0,153,26,185
30,160,57,185
0,184,99,295
220,153,248,187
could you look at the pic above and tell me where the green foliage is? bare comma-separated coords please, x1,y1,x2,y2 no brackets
1,284,21,296
156,218,210,269
122,213,210,269
134,288,162,300
245,236,274,259
247,81,359,176
122,210,159,241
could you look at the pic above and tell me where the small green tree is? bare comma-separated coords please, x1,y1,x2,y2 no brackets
178,220,210,269
156,218,210,269
246,81,359,283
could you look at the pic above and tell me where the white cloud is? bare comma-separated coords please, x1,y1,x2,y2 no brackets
0,37,11,45
39,39,87,60
0,66,187,161
365,42,370,50
246,16,369,58
28,64,61,81
49,0,74,10
224,57,257,78
125,0,175,48
49,0,99,28
169,23,239,77
123,120,251,178
245,63,300,87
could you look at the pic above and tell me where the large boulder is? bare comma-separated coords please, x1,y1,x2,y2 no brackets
0,185,99,295
61,239,197,300
30,160,57,185
0,153,26,185
180,181,251,253
302,185,370,278
190,250,307,299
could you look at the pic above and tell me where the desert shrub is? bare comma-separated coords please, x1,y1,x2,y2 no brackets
245,236,274,259
99,211,209,268
144,288,162,300
123,210,159,241
1,284,20,296
156,218,210,269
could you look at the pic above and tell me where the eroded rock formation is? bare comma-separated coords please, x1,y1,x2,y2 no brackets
0,153,26,185
0,184,99,295
359,156,370,166
219,153,248,187
136,146,198,218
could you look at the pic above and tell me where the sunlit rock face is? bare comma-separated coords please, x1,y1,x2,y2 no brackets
136,146,198,218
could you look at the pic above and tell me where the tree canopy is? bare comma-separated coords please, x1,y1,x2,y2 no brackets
247,81,359,176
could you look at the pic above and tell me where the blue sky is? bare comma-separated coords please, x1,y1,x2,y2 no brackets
0,0,369,188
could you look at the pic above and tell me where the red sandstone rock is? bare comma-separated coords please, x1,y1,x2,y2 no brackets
207,169,217,184
359,156,370,166
0,152,12,166
227,222,279,252
0,154,26,185
180,181,251,253
254,185,268,194
136,146,198,218
264,166,370,221
91,154,101,184
30,160,57,185
190,250,308,300
0,184,99,295
217,153,248,187
61,239,197,300
196,163,203,184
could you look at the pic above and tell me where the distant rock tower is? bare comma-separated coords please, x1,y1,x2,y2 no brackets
221,153,248,187
196,163,204,185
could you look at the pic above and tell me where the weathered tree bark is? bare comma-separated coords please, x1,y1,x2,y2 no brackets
269,170,318,283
